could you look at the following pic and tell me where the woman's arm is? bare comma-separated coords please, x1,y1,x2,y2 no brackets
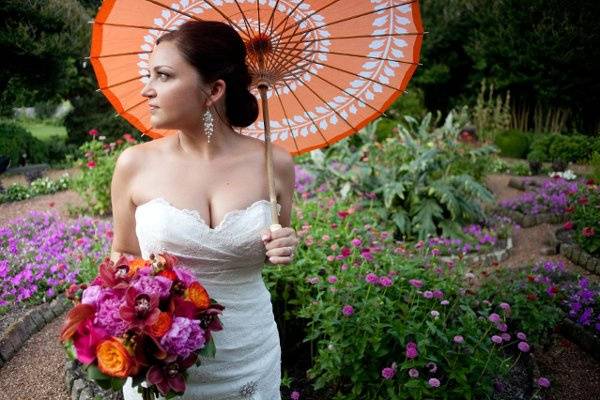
274,144,295,228
110,146,143,262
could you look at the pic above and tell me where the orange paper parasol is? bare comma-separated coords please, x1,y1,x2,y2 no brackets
90,0,424,227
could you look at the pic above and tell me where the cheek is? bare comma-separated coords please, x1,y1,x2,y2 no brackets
158,84,203,122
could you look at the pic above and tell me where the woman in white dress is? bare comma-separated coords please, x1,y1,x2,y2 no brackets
109,20,299,400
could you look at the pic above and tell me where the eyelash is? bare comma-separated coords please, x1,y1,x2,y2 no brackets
144,72,170,81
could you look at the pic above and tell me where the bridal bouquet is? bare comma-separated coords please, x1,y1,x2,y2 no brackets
60,252,224,399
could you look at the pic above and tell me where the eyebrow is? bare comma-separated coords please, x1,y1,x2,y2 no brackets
153,65,174,71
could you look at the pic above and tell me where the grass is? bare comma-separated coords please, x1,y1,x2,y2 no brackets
18,120,67,142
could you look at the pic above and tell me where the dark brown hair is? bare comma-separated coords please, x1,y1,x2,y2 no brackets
157,20,258,128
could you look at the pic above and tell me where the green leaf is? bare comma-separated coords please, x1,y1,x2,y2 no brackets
199,336,216,359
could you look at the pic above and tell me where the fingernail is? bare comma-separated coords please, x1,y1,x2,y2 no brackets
261,234,269,241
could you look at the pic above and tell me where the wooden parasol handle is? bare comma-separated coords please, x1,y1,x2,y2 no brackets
258,83,282,233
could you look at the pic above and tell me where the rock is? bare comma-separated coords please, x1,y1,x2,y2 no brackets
71,378,86,400
78,388,93,400
540,246,557,256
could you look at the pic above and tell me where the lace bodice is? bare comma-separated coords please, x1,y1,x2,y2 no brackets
122,197,283,400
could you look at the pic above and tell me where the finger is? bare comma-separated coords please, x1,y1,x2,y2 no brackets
268,255,293,265
260,230,271,242
268,227,294,240
265,238,297,251
266,246,294,258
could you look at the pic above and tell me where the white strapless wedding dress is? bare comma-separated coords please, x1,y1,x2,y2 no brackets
122,197,282,400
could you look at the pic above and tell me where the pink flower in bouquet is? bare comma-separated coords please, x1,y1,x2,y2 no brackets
81,285,102,306
95,289,129,337
72,319,109,364
160,317,205,359
132,275,173,299
119,287,161,331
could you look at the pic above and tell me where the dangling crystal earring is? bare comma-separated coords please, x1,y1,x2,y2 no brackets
203,108,214,143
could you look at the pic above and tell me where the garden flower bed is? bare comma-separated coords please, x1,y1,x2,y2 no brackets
0,210,112,364
497,178,580,227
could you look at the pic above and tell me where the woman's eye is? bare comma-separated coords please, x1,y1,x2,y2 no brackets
158,73,169,81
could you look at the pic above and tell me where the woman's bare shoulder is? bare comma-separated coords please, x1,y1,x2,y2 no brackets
115,136,171,171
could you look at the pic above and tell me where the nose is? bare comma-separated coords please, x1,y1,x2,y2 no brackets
141,76,155,98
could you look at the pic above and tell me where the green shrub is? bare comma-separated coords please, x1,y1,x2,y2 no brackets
493,129,531,159
0,121,48,166
71,134,138,216
0,174,70,203
590,152,600,182
548,134,590,163
64,90,140,146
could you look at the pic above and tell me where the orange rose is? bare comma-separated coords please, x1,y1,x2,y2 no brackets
128,258,149,277
186,282,210,310
147,312,173,338
96,338,135,378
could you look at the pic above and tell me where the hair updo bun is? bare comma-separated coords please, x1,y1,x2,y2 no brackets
157,20,259,128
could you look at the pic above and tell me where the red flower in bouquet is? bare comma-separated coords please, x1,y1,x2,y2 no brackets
563,221,574,230
119,287,161,330
146,353,197,395
95,256,133,290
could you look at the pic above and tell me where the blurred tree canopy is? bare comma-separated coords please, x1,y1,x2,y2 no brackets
1,0,598,135
416,0,600,134
0,0,95,116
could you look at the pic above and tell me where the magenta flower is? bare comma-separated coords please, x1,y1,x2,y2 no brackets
432,289,444,299
408,368,419,378
119,287,161,331
423,290,434,299
327,275,338,284
488,313,501,323
491,335,503,344
499,302,511,311
290,391,301,400
351,238,362,247
428,378,441,388
496,322,508,332
516,332,527,341
405,342,418,359
517,342,530,352
501,333,511,342
146,354,197,395
160,317,205,359
381,366,396,380
378,276,393,287
537,377,551,388
453,335,464,344
342,305,354,316
365,272,378,284
409,279,423,288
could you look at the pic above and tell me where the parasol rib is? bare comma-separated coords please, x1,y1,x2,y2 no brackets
286,61,393,120
274,52,411,93
283,31,425,45
121,98,148,114
97,75,144,90
93,22,174,31
278,0,417,42
279,79,332,148
286,69,362,140
272,86,302,154
88,51,151,59
232,0,256,41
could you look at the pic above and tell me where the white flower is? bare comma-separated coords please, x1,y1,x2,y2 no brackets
548,169,577,181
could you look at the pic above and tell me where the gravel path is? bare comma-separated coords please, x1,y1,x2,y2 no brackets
0,190,86,226
0,313,70,400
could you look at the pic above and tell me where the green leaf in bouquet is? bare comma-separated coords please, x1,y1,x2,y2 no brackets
63,340,76,361
199,336,216,359
110,377,126,390
85,364,110,382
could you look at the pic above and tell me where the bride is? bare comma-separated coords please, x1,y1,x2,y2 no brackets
109,20,299,399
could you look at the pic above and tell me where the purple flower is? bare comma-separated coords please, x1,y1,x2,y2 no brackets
426,362,437,373
381,366,396,380
406,342,418,359
440,300,450,306
409,279,423,288
290,391,301,400
408,368,419,378
488,313,501,323
432,289,444,299
516,332,527,341
327,275,337,284
342,305,354,316
365,272,378,284
453,335,464,344
378,276,393,287
501,333,511,342
499,302,511,311
351,238,362,247
423,290,434,299
491,335,503,344
518,342,530,352
160,317,205,359
81,285,102,306
428,378,441,388
496,322,508,332
537,377,551,388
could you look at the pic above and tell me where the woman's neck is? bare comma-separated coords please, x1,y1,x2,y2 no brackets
176,120,240,162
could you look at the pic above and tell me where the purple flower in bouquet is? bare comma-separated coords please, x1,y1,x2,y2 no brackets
132,275,173,299
95,290,129,337
81,285,102,306
146,353,197,395
160,317,205,359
